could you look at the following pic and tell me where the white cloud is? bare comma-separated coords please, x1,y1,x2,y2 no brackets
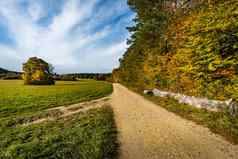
0,44,22,71
0,0,132,73
28,1,45,22
73,40,127,73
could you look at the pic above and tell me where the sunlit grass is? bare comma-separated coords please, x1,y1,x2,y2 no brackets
0,80,112,118
0,80,117,159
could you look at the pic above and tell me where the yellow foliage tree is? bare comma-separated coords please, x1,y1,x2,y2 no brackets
23,57,55,85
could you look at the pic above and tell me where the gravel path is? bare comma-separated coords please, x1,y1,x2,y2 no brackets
110,83,238,159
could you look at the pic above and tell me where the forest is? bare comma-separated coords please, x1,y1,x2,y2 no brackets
113,0,238,101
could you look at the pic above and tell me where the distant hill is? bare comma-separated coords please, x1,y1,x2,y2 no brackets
0,67,22,80
0,67,21,74
0,68,10,74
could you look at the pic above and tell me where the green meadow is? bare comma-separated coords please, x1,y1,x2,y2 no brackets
0,80,112,118
0,80,118,159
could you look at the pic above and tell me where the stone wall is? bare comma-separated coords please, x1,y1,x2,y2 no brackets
144,89,238,116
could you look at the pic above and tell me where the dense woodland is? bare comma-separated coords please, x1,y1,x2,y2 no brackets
113,0,238,101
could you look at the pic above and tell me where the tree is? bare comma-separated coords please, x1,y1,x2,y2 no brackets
114,0,238,101
22,57,55,85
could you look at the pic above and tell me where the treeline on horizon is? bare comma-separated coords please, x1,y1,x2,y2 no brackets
113,0,238,101
55,73,112,82
0,67,112,82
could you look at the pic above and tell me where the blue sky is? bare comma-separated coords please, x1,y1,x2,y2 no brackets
0,0,134,73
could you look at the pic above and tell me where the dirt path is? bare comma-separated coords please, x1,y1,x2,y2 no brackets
110,83,238,159
22,97,109,126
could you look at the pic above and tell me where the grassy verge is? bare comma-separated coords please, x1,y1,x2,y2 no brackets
0,106,118,159
0,80,112,118
145,95,238,144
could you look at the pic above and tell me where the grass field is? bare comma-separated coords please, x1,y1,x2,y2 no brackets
0,80,117,159
0,80,112,118
0,107,118,159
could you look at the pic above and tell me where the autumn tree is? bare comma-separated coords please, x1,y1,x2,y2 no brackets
22,57,55,85
114,0,238,100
